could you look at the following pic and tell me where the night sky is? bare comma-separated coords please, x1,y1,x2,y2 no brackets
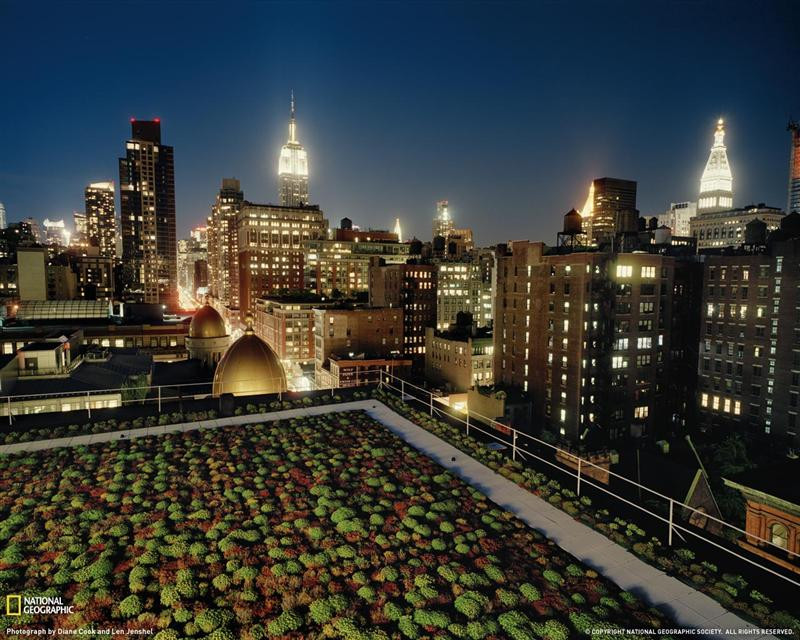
1,1,798,245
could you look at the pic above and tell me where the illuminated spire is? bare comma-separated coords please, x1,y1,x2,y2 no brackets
393,217,402,243
278,91,309,206
288,90,297,143
579,182,594,219
698,118,733,212
579,182,595,245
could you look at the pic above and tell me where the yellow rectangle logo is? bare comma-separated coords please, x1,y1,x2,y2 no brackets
6,594,22,615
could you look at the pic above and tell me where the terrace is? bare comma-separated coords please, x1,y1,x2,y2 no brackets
0,385,794,638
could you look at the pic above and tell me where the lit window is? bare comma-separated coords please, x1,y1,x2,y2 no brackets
771,523,789,549
641,266,656,278
616,265,633,278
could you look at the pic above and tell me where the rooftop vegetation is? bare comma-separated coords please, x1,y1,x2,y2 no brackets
0,409,676,639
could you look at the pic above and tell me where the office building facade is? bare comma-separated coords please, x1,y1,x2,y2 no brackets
659,201,697,238
237,203,327,314
690,205,784,250
313,306,403,386
254,297,332,366
435,250,494,330
585,178,637,246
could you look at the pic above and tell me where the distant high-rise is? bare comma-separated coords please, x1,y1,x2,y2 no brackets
698,118,733,213
278,93,309,207
658,201,697,237
433,200,454,240
585,178,637,245
788,120,800,214
0,202,6,229
43,218,67,246
119,119,177,307
23,217,41,244
84,181,117,261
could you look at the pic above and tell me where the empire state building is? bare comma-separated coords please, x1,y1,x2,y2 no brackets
278,93,310,206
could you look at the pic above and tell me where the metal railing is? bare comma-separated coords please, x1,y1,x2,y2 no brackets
376,371,800,589
1,375,299,421
2,364,798,589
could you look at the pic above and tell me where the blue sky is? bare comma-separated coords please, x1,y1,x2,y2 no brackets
0,0,798,243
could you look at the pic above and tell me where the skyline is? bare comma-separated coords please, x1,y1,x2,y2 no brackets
1,1,799,243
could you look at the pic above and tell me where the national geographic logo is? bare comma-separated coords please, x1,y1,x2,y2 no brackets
5,595,74,615
6,595,21,616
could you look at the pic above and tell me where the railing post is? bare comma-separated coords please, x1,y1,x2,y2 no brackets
86,391,91,419
668,498,674,546
576,457,582,496
466,410,470,436
157,386,162,412
429,392,433,416
7,396,11,425
401,379,405,400
512,429,518,462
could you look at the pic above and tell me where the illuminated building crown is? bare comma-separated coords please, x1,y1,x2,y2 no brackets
278,91,309,206
698,118,733,212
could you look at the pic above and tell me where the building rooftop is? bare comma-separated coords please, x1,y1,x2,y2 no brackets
241,201,321,212
435,325,493,342
329,352,407,362
257,293,330,305
7,350,152,397
152,358,213,388
724,458,800,507
18,340,65,352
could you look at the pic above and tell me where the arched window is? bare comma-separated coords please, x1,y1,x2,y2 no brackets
770,522,789,549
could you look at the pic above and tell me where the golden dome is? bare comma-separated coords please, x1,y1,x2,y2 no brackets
212,320,287,397
189,304,227,339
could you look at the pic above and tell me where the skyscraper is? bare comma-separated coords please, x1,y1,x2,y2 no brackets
698,118,733,213
84,181,117,261
433,200,454,240
788,120,800,214
119,119,177,307
585,178,637,245
207,178,245,308
278,93,309,207
0,202,6,230
43,218,68,246
23,217,42,244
